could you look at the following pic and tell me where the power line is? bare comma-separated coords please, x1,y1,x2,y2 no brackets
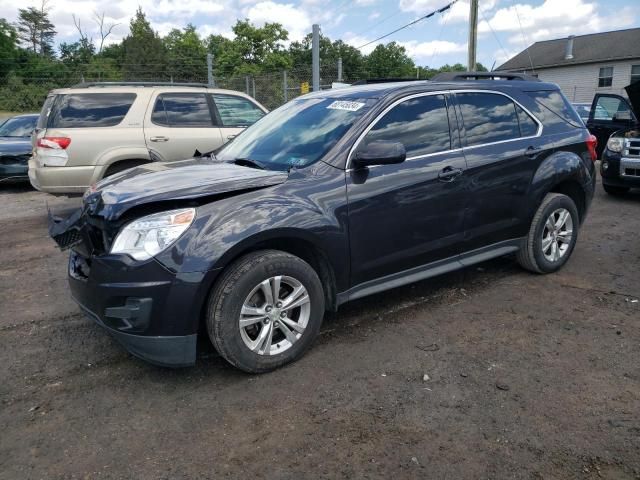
510,0,535,73
478,3,510,68
352,9,405,38
356,0,458,50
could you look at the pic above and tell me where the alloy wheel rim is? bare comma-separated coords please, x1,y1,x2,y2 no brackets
239,275,311,355
541,208,573,262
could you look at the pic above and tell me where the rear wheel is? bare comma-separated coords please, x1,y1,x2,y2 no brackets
517,193,579,274
603,184,630,196
206,250,325,373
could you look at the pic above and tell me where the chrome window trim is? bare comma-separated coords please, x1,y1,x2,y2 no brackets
345,88,543,171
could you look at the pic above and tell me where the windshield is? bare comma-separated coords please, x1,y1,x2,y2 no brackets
0,116,36,137
217,97,373,170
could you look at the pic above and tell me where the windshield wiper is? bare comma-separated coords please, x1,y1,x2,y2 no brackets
233,158,266,170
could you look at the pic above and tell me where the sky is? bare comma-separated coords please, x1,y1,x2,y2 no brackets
0,0,638,69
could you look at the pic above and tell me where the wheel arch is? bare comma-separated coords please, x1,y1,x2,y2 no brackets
91,147,152,182
202,229,340,318
529,149,592,225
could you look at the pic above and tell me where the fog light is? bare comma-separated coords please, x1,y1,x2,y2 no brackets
602,161,609,171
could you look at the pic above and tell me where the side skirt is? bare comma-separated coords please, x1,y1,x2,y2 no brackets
336,238,523,306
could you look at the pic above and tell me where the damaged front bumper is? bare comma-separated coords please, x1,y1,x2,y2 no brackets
50,208,211,368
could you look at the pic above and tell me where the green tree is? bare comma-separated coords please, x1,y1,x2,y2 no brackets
209,20,291,76
365,42,415,78
121,8,165,80
15,1,56,56
60,38,95,67
164,24,207,81
0,19,19,78
288,34,364,80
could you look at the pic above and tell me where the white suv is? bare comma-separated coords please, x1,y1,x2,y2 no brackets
29,82,267,194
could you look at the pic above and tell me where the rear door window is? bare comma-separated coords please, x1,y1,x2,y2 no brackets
360,94,451,157
515,104,539,137
212,94,265,127
48,93,136,128
151,93,214,127
456,92,521,146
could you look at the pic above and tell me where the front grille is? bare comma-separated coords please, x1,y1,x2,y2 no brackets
626,139,640,158
620,139,640,177
52,228,82,250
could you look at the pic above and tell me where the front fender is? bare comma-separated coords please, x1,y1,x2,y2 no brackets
155,168,350,291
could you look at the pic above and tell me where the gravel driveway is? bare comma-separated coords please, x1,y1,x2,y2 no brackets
1,179,639,479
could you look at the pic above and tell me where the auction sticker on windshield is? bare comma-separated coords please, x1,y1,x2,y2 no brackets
327,101,366,111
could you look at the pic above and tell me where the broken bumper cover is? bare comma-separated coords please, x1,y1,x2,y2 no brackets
68,250,204,367
76,299,197,368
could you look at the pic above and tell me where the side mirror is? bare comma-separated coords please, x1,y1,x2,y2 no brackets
353,141,406,168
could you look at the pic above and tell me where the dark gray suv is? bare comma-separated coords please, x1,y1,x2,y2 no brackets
51,73,597,373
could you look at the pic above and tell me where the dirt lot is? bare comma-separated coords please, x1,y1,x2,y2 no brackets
1,179,639,480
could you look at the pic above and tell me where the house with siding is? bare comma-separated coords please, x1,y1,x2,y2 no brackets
496,28,640,103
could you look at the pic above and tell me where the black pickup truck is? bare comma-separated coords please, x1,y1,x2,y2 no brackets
586,81,640,195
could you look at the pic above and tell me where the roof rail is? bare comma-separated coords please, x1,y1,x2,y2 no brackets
72,81,211,88
351,78,423,85
431,71,541,82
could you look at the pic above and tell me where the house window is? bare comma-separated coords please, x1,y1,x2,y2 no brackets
598,66,613,87
631,65,640,85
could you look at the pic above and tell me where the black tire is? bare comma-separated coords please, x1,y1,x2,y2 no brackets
603,184,629,196
206,250,325,373
517,193,579,274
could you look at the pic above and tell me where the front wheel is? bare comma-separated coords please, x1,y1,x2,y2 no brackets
206,250,325,373
517,193,579,274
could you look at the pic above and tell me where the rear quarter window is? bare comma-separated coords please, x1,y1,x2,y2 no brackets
48,93,137,128
37,95,56,129
526,90,583,127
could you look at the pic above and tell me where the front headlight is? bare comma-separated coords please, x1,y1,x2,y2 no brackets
607,137,624,153
111,208,195,261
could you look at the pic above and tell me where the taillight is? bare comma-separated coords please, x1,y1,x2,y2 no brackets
37,136,71,149
586,134,597,162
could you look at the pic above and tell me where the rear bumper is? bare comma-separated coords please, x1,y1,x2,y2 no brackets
28,159,94,194
68,250,216,367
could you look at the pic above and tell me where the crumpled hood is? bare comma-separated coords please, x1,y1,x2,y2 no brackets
625,81,640,122
85,157,288,220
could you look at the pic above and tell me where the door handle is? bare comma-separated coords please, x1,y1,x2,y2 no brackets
438,167,463,182
150,136,169,142
525,146,544,157
227,134,237,140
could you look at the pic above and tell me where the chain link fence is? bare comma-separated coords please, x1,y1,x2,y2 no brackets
0,60,371,113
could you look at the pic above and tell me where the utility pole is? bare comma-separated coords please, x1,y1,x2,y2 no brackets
467,0,478,71
207,53,214,87
312,24,320,92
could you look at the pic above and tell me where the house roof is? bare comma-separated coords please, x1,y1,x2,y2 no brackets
496,28,640,72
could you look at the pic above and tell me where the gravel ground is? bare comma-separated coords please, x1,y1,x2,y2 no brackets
0,179,639,480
